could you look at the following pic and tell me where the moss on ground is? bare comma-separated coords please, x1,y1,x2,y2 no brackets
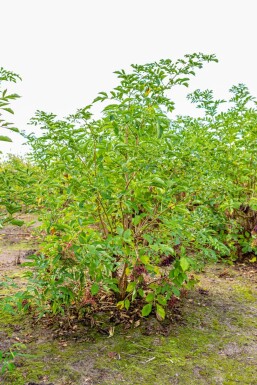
232,284,257,302
2,274,256,385
1,222,257,384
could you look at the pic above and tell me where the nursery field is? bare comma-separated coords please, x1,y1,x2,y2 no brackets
1,54,257,384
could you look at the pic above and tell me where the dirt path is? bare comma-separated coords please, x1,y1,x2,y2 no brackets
0,216,257,385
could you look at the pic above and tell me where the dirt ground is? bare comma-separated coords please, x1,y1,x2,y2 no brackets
0,214,40,266
0,215,257,385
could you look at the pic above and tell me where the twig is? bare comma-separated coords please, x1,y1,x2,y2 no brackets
121,352,148,359
141,356,156,364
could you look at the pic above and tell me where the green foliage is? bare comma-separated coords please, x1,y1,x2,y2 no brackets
4,53,257,320
0,343,27,374
0,156,41,227
19,53,219,318
0,68,35,227
0,67,21,146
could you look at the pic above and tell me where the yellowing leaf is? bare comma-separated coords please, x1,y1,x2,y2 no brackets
140,255,150,265
180,257,190,272
156,304,165,321
117,301,124,310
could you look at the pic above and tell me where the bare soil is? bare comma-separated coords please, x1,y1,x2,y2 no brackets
0,215,257,385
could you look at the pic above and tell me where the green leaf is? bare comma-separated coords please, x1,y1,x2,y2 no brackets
59,287,74,297
123,229,132,240
171,286,180,296
180,257,190,272
6,203,21,214
156,122,164,138
140,255,150,265
138,288,145,297
7,362,15,371
91,283,100,295
142,303,152,317
108,283,120,293
6,126,19,133
175,272,187,286
2,107,14,114
0,135,12,142
151,177,165,187
78,233,87,244
142,234,153,244
126,281,136,292
145,292,155,302
156,304,165,320
157,295,167,306
124,299,130,310
10,219,24,227
132,215,141,226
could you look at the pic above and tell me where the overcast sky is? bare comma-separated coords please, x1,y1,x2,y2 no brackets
1,0,257,156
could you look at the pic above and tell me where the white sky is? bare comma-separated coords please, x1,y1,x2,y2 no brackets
1,0,257,156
